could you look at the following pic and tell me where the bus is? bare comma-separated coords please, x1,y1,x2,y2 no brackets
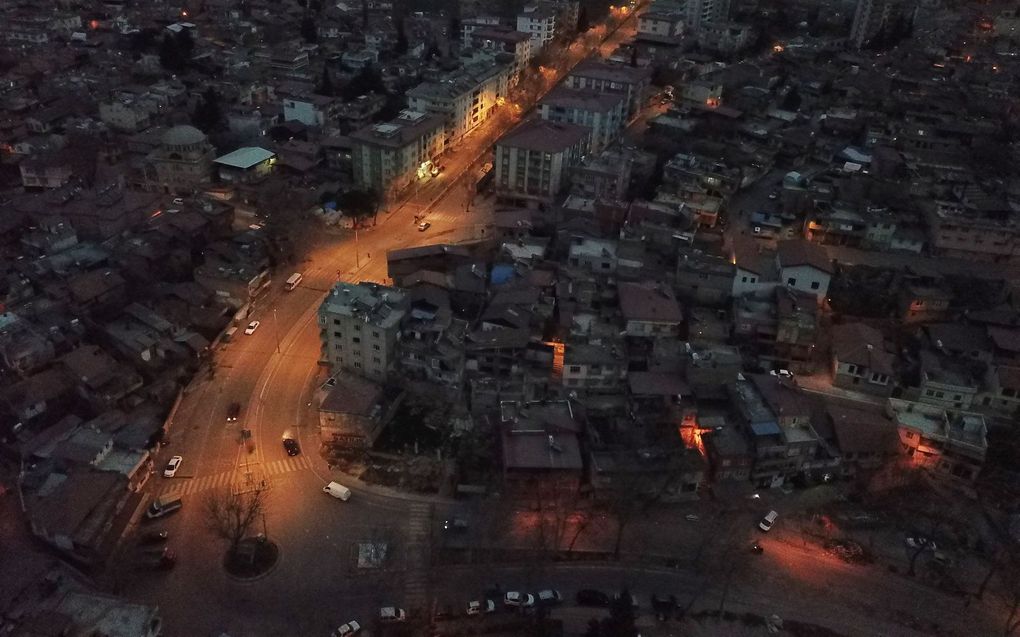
285,272,303,291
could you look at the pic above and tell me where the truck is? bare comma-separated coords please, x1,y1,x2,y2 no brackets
146,494,182,519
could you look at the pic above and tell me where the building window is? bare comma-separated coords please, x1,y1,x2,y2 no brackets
353,337,360,343
373,356,381,363
373,344,380,351
810,281,820,290
741,276,748,283
787,278,797,286
373,330,379,337
333,331,342,338
354,361,361,368
569,365,581,373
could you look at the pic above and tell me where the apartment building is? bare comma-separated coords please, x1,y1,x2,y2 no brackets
350,110,446,199
517,6,557,48
318,282,408,382
926,195,1020,263
494,119,591,205
467,27,533,84
886,398,987,484
538,86,626,154
407,61,512,145
564,59,653,121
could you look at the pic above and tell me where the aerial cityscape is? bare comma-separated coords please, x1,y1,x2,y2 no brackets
0,0,1019,635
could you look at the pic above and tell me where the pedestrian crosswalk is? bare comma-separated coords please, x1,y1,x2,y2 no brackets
404,503,432,608
159,456,312,499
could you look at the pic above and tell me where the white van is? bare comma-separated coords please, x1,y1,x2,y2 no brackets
323,481,351,501
285,272,303,291
758,510,779,532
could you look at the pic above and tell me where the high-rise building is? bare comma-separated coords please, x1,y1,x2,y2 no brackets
850,0,903,49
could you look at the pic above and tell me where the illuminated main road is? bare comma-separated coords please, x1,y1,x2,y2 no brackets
124,11,644,637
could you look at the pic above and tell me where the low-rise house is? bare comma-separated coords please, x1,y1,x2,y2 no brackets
675,249,734,306
562,342,626,392
886,397,987,485
617,281,683,338
589,448,704,502
826,404,900,477
916,349,982,410
830,323,896,396
499,400,583,499
213,147,276,183
317,374,403,448
898,283,953,324
701,418,753,482
25,468,129,565
977,365,1020,417
776,239,832,302
60,345,143,409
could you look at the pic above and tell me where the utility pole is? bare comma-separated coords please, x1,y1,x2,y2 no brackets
355,228,360,268
273,309,281,353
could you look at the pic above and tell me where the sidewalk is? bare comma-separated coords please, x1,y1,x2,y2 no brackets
795,372,887,407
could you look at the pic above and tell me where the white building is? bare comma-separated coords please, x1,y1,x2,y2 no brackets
407,60,512,144
318,282,408,381
517,6,557,48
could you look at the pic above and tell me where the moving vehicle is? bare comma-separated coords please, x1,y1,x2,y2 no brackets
285,272,303,291
759,510,779,532
282,437,300,456
576,589,611,607
244,321,260,335
417,221,431,232
146,495,182,519
331,620,361,636
323,481,352,501
227,402,241,422
770,369,795,380
537,589,562,605
503,591,534,608
379,607,406,623
443,517,468,532
751,542,764,554
466,600,496,615
163,456,183,478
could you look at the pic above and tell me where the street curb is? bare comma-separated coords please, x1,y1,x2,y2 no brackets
222,541,283,585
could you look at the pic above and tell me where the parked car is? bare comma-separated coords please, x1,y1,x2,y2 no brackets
379,607,405,622
163,456,183,478
227,402,241,422
466,600,495,615
614,592,639,608
769,369,794,380
417,221,431,232
504,591,534,607
905,536,937,551
537,589,562,605
759,510,779,532
576,589,611,607
282,438,300,456
244,321,260,335
332,620,361,636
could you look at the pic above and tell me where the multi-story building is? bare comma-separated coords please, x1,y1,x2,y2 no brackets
682,0,731,33
850,0,905,49
318,282,408,382
350,110,446,200
517,6,557,48
281,94,340,128
468,27,533,85
461,16,503,47
407,61,512,145
925,193,1020,263
98,97,154,133
494,119,591,205
886,398,987,484
564,59,652,121
538,87,626,154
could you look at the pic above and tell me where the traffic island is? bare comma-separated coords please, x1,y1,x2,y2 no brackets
223,537,280,580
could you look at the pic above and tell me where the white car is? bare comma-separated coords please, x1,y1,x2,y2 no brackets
759,510,779,532
504,591,535,607
537,589,562,605
770,369,794,380
467,600,495,615
244,321,260,335
417,221,431,232
379,607,405,622
332,620,361,636
172,197,184,205
163,456,183,478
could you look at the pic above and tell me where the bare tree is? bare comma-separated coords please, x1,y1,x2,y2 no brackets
203,486,269,555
